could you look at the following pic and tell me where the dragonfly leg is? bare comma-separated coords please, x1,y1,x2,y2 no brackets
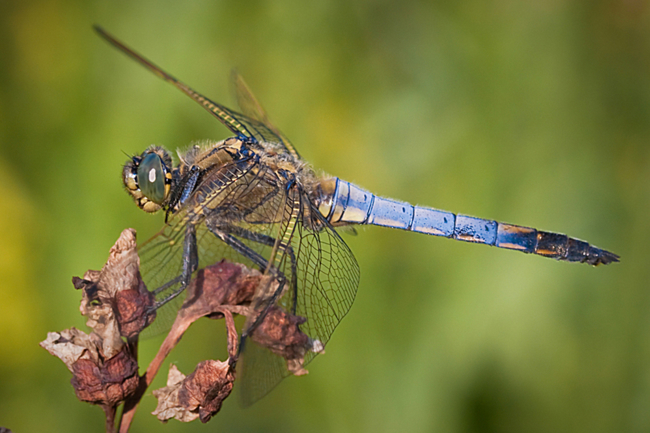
151,274,182,296
220,225,298,315
206,224,291,322
152,224,198,310
207,225,270,270
207,225,299,351
240,272,287,342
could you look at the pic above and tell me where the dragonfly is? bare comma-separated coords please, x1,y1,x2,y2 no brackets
95,27,619,405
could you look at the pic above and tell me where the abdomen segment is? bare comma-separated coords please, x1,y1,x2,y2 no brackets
317,178,619,266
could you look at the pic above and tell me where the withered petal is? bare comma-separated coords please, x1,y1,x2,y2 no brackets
178,360,235,423
40,329,98,371
152,365,199,423
75,229,153,341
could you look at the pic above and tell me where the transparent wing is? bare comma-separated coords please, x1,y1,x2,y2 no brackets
95,26,297,149
136,216,188,336
238,191,360,405
138,213,252,337
231,70,301,159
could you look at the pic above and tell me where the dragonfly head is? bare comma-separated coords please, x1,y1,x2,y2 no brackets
123,146,173,213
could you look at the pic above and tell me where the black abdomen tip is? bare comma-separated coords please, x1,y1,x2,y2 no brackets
565,238,620,265
536,232,619,266
587,248,620,266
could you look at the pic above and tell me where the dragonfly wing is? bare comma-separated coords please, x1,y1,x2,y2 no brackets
137,207,263,338
238,189,360,405
136,214,189,337
95,26,296,149
230,70,301,159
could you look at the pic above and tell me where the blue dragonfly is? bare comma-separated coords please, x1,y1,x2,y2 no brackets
96,26,619,406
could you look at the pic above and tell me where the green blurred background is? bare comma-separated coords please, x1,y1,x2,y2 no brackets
0,1,648,432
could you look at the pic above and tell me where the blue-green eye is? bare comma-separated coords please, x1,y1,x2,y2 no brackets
137,152,167,204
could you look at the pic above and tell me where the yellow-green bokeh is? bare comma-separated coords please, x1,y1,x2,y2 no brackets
0,1,648,432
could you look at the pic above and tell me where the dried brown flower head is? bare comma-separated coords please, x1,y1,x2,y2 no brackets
152,361,235,423
40,328,139,407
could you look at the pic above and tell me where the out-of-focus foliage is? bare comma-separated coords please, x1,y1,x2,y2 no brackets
0,1,647,432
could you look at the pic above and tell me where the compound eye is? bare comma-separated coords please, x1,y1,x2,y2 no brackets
137,152,168,204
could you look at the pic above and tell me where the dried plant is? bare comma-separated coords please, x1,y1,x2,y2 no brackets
41,229,318,432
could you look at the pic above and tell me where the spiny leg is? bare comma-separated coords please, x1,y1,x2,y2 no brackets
208,225,270,271
207,223,291,335
152,224,198,310
240,270,287,343
223,224,299,314
207,224,301,357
